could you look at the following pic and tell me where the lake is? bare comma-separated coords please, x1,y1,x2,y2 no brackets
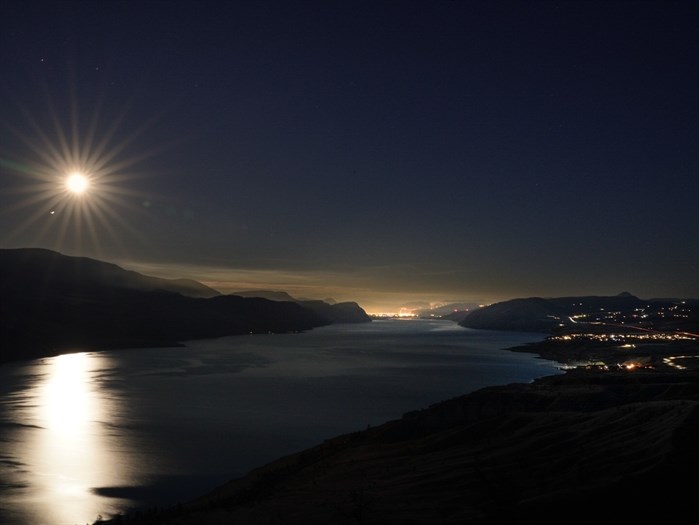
0,319,561,525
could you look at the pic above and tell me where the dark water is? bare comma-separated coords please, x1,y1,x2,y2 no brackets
0,319,561,525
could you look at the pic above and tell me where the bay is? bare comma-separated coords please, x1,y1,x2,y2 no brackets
0,319,562,525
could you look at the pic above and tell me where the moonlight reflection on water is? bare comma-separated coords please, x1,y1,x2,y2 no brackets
0,320,560,524
2,353,138,524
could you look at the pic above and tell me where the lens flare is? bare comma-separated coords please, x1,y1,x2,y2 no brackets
1,93,166,258
66,173,89,194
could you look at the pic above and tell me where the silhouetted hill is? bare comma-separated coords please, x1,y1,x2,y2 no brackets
232,290,297,302
460,297,566,332
163,278,221,298
299,300,372,324
0,249,332,363
0,248,221,298
231,290,371,324
460,293,698,333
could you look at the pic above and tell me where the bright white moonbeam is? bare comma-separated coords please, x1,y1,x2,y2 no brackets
4,93,166,253
66,173,89,194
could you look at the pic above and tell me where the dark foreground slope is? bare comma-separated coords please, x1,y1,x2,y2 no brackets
0,248,336,363
103,365,698,525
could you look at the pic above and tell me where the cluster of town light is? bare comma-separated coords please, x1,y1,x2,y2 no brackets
551,333,696,342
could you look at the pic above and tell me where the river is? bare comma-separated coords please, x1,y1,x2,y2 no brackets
0,318,561,525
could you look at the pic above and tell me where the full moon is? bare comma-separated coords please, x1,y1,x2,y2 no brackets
66,173,89,194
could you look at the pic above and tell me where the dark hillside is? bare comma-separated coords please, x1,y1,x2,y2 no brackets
0,249,330,363
230,290,372,324
101,368,699,525
460,293,698,333
460,297,564,332
0,248,221,298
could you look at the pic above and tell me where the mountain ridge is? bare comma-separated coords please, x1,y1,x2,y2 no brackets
231,290,372,324
0,248,371,364
0,247,222,298
459,293,699,333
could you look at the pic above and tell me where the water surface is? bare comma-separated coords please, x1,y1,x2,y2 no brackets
0,319,561,524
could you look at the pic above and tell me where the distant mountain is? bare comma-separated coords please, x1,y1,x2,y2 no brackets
163,278,221,298
460,297,568,332
298,300,372,324
415,302,481,318
232,290,371,324
232,290,297,302
0,248,221,298
460,293,699,333
0,249,333,363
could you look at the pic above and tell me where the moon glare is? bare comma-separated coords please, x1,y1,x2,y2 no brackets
66,173,89,194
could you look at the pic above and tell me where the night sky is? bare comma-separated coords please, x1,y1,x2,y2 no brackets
1,0,698,313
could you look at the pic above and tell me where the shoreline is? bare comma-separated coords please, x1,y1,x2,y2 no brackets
98,331,699,524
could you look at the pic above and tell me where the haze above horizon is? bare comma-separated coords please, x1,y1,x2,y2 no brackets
2,0,697,312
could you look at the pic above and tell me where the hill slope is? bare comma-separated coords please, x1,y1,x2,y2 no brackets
0,248,221,298
102,368,699,525
0,249,331,363
232,290,372,324
460,293,698,333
